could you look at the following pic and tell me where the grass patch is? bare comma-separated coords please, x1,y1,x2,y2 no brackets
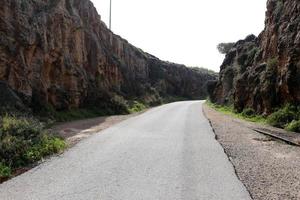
24,136,66,163
285,120,300,132
267,105,297,128
206,101,300,133
54,104,147,122
267,104,300,131
0,163,11,178
54,100,148,122
0,115,66,180
205,101,266,123
241,108,256,117
53,108,110,122
127,101,147,113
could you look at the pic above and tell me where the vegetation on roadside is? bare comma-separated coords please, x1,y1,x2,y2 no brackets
267,104,300,132
205,101,266,123
206,101,300,133
53,108,114,122
286,120,300,132
127,101,147,113
0,163,11,178
0,98,149,181
34,92,199,123
33,93,153,123
162,96,189,104
0,115,66,180
52,101,148,122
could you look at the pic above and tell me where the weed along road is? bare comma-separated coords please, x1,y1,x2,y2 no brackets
0,101,251,200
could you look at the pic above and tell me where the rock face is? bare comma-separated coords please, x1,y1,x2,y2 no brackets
0,81,28,112
210,0,300,114
0,0,216,113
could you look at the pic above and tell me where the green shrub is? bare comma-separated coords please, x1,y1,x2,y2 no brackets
25,135,66,163
267,104,299,128
0,116,45,168
2,116,44,139
267,57,278,70
285,120,300,133
127,101,147,113
0,115,66,179
217,42,235,54
248,47,259,59
54,109,101,122
206,100,266,123
275,0,284,21
241,108,256,117
207,101,300,133
162,96,188,104
0,163,11,178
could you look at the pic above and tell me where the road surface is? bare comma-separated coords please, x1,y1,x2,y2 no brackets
0,101,251,200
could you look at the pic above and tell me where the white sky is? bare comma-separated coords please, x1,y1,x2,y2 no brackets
91,0,267,72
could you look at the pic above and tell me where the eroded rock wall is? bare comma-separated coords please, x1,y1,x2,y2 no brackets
0,0,216,112
210,0,300,114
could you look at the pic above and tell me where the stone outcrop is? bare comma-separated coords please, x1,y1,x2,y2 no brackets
0,0,216,113
210,0,300,114
0,81,28,113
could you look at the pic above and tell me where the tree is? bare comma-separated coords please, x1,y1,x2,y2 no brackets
217,42,235,54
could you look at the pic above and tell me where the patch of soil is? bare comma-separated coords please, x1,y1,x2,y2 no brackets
51,112,144,146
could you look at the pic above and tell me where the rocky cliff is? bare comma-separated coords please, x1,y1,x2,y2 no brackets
209,0,300,114
0,0,216,114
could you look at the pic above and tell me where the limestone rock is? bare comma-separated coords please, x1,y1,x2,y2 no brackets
0,81,27,113
0,0,216,113
210,0,300,114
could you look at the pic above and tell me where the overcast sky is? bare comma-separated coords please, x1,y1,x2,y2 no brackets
91,0,267,72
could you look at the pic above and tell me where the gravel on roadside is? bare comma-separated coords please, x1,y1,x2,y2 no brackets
203,104,300,200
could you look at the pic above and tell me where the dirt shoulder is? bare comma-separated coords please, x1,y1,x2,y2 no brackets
203,104,300,200
51,112,144,146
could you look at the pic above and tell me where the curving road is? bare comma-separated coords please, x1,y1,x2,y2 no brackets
0,101,251,200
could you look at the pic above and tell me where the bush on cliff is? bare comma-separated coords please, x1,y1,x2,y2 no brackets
217,43,235,54
274,0,284,21
266,57,278,70
0,115,66,180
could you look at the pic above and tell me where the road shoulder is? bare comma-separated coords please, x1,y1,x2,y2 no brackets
51,111,145,146
203,104,300,200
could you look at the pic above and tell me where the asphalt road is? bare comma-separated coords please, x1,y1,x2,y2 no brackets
0,101,251,200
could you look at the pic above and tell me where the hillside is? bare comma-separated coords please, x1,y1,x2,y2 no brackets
209,0,300,114
0,0,216,115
